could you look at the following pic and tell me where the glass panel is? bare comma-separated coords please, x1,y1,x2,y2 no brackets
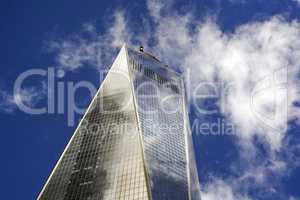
128,48,190,200
38,48,149,200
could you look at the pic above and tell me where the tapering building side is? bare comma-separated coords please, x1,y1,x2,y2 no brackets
37,44,201,200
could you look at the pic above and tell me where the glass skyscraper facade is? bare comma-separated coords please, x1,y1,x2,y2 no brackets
38,44,201,200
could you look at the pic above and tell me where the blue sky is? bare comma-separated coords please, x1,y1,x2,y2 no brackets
1,0,300,200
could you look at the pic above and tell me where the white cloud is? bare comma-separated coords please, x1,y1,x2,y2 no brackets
201,179,251,200
0,90,17,113
200,150,296,200
0,82,47,114
109,11,131,48
48,11,131,72
186,16,300,151
14,85,46,107
144,1,300,152
294,0,300,5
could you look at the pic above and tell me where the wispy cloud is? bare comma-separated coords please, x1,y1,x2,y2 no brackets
48,11,131,72
290,197,300,200
0,82,47,114
201,178,251,200
0,90,17,113
294,0,300,5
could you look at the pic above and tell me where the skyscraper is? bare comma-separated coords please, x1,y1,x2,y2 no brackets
37,44,201,200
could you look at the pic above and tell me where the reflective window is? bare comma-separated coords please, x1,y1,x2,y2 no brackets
38,49,149,200
128,48,190,200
